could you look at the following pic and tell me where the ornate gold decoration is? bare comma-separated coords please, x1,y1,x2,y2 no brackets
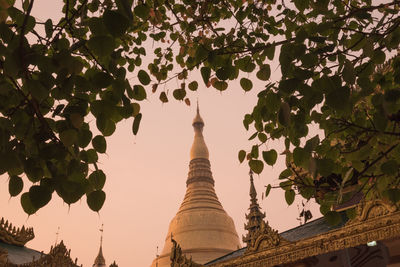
347,199,398,224
209,199,400,267
246,220,290,254
170,237,203,267
0,217,34,246
5,240,80,267
243,171,288,254
242,170,266,248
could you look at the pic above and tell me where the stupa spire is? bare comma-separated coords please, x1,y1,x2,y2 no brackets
190,102,209,160
243,170,266,247
93,224,106,267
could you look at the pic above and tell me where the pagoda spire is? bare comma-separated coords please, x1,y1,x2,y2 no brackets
190,101,209,160
93,224,106,267
242,170,266,247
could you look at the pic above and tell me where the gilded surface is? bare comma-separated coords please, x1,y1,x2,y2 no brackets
243,171,287,253
0,217,34,246
5,241,81,267
152,109,240,267
246,220,289,254
209,200,400,267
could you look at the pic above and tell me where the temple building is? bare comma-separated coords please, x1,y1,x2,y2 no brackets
0,217,118,267
150,106,241,267
169,170,400,267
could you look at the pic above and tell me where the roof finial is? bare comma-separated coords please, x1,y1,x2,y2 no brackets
93,224,106,266
249,170,257,203
196,98,199,115
242,169,266,247
54,226,60,246
100,224,104,247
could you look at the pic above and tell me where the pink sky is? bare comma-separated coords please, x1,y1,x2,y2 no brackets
0,2,321,266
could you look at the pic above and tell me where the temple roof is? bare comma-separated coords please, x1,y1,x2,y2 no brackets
0,241,42,265
205,216,345,265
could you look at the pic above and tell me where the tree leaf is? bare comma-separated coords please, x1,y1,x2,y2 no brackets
256,65,271,81
294,0,308,12
59,129,77,147
89,170,106,190
103,10,129,37
285,189,295,205
138,70,151,85
343,60,355,84
262,149,278,166
200,67,211,85
29,185,52,210
134,4,150,20
278,102,290,126
20,192,37,215
293,147,308,167
92,72,113,88
249,160,264,174
265,184,272,198
132,113,142,135
173,89,186,100
238,150,246,163
240,78,253,91
87,190,106,212
213,80,228,91
381,160,398,175
159,91,168,103
44,19,53,38
325,86,350,111
70,113,84,129
78,129,93,148
92,135,106,153
9,175,23,197
96,114,116,136
188,81,198,91
87,35,115,57
132,85,147,101
86,149,98,163
279,169,292,179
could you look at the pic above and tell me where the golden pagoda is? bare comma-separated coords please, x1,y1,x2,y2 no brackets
150,105,241,267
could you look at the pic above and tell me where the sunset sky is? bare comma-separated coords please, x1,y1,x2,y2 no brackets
0,2,321,266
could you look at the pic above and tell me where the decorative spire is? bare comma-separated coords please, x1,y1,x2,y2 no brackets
242,170,266,247
190,102,209,160
55,226,60,246
93,224,106,267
